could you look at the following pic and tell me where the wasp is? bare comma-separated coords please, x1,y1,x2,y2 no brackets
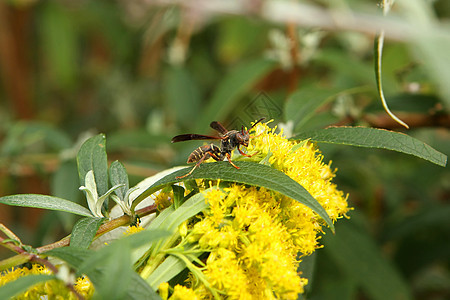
171,118,264,179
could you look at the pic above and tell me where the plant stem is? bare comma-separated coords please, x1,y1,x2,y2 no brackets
37,203,157,253
0,203,158,271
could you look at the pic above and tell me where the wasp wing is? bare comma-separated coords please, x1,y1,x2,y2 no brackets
210,121,228,135
171,134,222,143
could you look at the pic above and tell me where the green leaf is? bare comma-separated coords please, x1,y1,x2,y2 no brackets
126,272,161,300
374,32,409,128
114,229,172,250
109,161,129,200
323,221,412,300
0,121,72,155
149,191,208,233
133,161,334,232
40,1,78,90
44,247,103,284
0,274,55,299
292,127,447,167
396,0,450,109
164,66,201,129
259,149,272,166
45,230,169,289
77,134,109,197
76,230,171,273
95,241,132,300
51,161,80,230
284,86,341,130
297,252,316,295
70,217,104,249
107,130,169,151
171,185,185,209
195,58,276,131
0,194,92,217
146,250,199,290
44,247,93,271
134,192,208,266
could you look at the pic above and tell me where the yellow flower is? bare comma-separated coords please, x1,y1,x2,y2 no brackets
0,264,93,299
165,121,349,299
74,276,94,298
154,190,173,211
159,282,169,300
124,224,145,235
169,284,200,300
203,248,252,300
247,122,350,224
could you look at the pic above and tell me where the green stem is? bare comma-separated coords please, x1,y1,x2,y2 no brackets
0,203,157,272
0,253,32,270
169,252,221,299
140,231,182,279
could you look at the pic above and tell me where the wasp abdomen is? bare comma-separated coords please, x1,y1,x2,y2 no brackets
187,144,222,163
187,144,210,163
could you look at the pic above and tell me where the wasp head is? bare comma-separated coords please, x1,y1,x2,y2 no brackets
236,126,250,147
235,118,265,147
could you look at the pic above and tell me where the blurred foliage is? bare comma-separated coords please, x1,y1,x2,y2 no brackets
0,0,449,299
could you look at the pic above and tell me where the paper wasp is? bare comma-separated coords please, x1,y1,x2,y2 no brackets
171,118,264,179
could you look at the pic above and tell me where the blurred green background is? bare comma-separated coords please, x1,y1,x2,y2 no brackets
0,0,449,299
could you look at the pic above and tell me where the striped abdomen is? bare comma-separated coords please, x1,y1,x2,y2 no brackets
187,144,221,163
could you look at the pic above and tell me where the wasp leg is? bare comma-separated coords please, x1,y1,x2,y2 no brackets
225,152,240,169
176,153,210,179
208,150,223,162
249,130,264,139
238,145,258,157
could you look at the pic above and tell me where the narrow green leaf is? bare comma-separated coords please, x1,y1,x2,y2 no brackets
77,134,109,197
0,121,72,155
70,217,104,249
195,58,276,131
284,86,341,130
297,252,316,295
259,149,272,166
44,247,102,283
133,193,208,265
146,246,200,290
0,274,55,299
164,66,201,129
41,1,78,90
76,230,171,274
95,241,132,300
292,127,447,167
114,229,172,249
44,247,92,269
51,161,80,230
0,194,92,217
172,185,185,209
107,130,168,151
374,32,409,128
126,272,161,300
109,160,129,200
323,221,412,300
289,140,309,155
133,161,334,232
396,0,450,108
149,191,208,233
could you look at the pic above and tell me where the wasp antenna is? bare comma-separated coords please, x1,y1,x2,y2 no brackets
250,117,265,130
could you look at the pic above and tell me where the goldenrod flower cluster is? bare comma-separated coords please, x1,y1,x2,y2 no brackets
162,122,350,299
0,123,349,300
0,264,93,299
